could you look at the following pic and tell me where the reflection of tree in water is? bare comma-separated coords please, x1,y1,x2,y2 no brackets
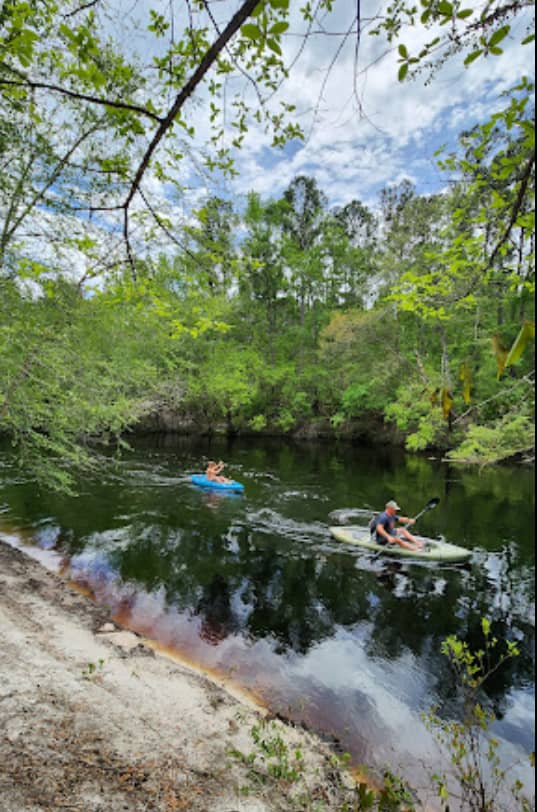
106,516,534,714
242,555,333,654
197,574,238,645
2,435,532,723
368,554,534,719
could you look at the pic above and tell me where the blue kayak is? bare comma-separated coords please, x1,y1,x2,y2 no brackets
191,474,245,493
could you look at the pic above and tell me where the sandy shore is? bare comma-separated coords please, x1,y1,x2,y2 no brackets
0,540,362,812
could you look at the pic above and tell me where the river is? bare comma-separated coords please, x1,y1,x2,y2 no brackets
0,435,534,799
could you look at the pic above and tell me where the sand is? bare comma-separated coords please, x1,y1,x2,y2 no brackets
0,540,360,812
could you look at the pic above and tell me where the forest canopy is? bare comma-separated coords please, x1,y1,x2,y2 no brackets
0,0,534,489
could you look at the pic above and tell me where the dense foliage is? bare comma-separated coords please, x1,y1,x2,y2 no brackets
143,151,535,464
0,0,534,488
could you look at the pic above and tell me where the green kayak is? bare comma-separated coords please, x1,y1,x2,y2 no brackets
329,526,472,563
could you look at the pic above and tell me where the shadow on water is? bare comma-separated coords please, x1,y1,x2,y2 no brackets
0,435,534,788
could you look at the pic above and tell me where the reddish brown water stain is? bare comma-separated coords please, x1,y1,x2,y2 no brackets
66,579,96,600
0,524,365,764
55,566,266,710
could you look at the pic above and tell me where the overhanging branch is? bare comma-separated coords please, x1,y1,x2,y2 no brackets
488,151,535,269
123,0,262,213
0,66,163,123
121,0,262,274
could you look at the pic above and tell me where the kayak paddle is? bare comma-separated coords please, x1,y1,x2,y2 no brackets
405,497,440,526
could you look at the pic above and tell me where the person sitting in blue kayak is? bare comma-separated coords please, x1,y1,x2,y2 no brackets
205,460,232,484
372,500,424,551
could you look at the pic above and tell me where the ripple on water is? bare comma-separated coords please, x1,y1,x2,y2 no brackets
246,507,330,545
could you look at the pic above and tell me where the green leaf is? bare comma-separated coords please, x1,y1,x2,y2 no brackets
267,38,282,55
270,22,289,35
437,1,453,16
505,321,535,369
488,25,510,48
522,34,535,45
516,211,535,230
457,8,473,18
241,23,263,41
398,43,408,57
398,63,409,81
464,49,483,65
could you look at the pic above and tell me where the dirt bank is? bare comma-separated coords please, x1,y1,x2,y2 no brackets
0,540,361,812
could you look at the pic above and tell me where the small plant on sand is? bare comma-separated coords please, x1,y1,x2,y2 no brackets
424,618,534,812
228,719,416,811
81,659,105,681
335,769,416,812
228,719,306,788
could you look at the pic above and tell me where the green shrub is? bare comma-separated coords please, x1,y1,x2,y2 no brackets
448,414,535,464
249,414,267,431
424,618,534,812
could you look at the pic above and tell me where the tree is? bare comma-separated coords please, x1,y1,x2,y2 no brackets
281,176,327,331
371,0,535,82
319,213,374,309
0,0,317,269
333,199,378,249
1,0,534,486
282,175,328,252
184,196,238,293
0,273,174,491
240,192,288,367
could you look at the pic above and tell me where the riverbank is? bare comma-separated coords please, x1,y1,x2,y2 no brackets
133,408,403,446
0,538,366,812
131,412,535,467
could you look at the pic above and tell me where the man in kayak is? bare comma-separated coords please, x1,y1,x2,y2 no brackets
373,501,424,551
205,460,232,484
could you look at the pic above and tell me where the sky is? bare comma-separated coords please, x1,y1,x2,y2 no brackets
158,0,535,212
229,0,534,205
5,0,535,278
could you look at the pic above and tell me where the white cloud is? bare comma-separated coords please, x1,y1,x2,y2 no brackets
212,0,535,208
6,0,532,269
71,0,535,216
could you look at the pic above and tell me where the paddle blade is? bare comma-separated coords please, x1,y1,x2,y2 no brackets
410,498,441,524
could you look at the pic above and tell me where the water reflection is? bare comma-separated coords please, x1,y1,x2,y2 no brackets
0,435,534,792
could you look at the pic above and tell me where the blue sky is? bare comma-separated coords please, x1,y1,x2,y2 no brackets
52,0,537,217
13,0,535,277
193,0,535,211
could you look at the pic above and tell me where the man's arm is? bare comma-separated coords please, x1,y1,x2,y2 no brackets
397,516,415,526
376,523,393,543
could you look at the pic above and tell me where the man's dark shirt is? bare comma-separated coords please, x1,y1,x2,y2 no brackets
374,510,398,544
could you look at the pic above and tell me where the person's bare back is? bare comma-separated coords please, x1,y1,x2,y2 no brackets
205,460,230,483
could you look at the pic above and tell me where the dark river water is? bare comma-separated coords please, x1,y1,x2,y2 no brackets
0,435,534,796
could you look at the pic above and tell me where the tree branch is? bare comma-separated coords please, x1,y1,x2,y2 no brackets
64,0,101,17
453,372,535,425
123,0,262,214
137,186,198,262
3,125,101,249
488,151,535,268
201,0,265,110
0,75,163,123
